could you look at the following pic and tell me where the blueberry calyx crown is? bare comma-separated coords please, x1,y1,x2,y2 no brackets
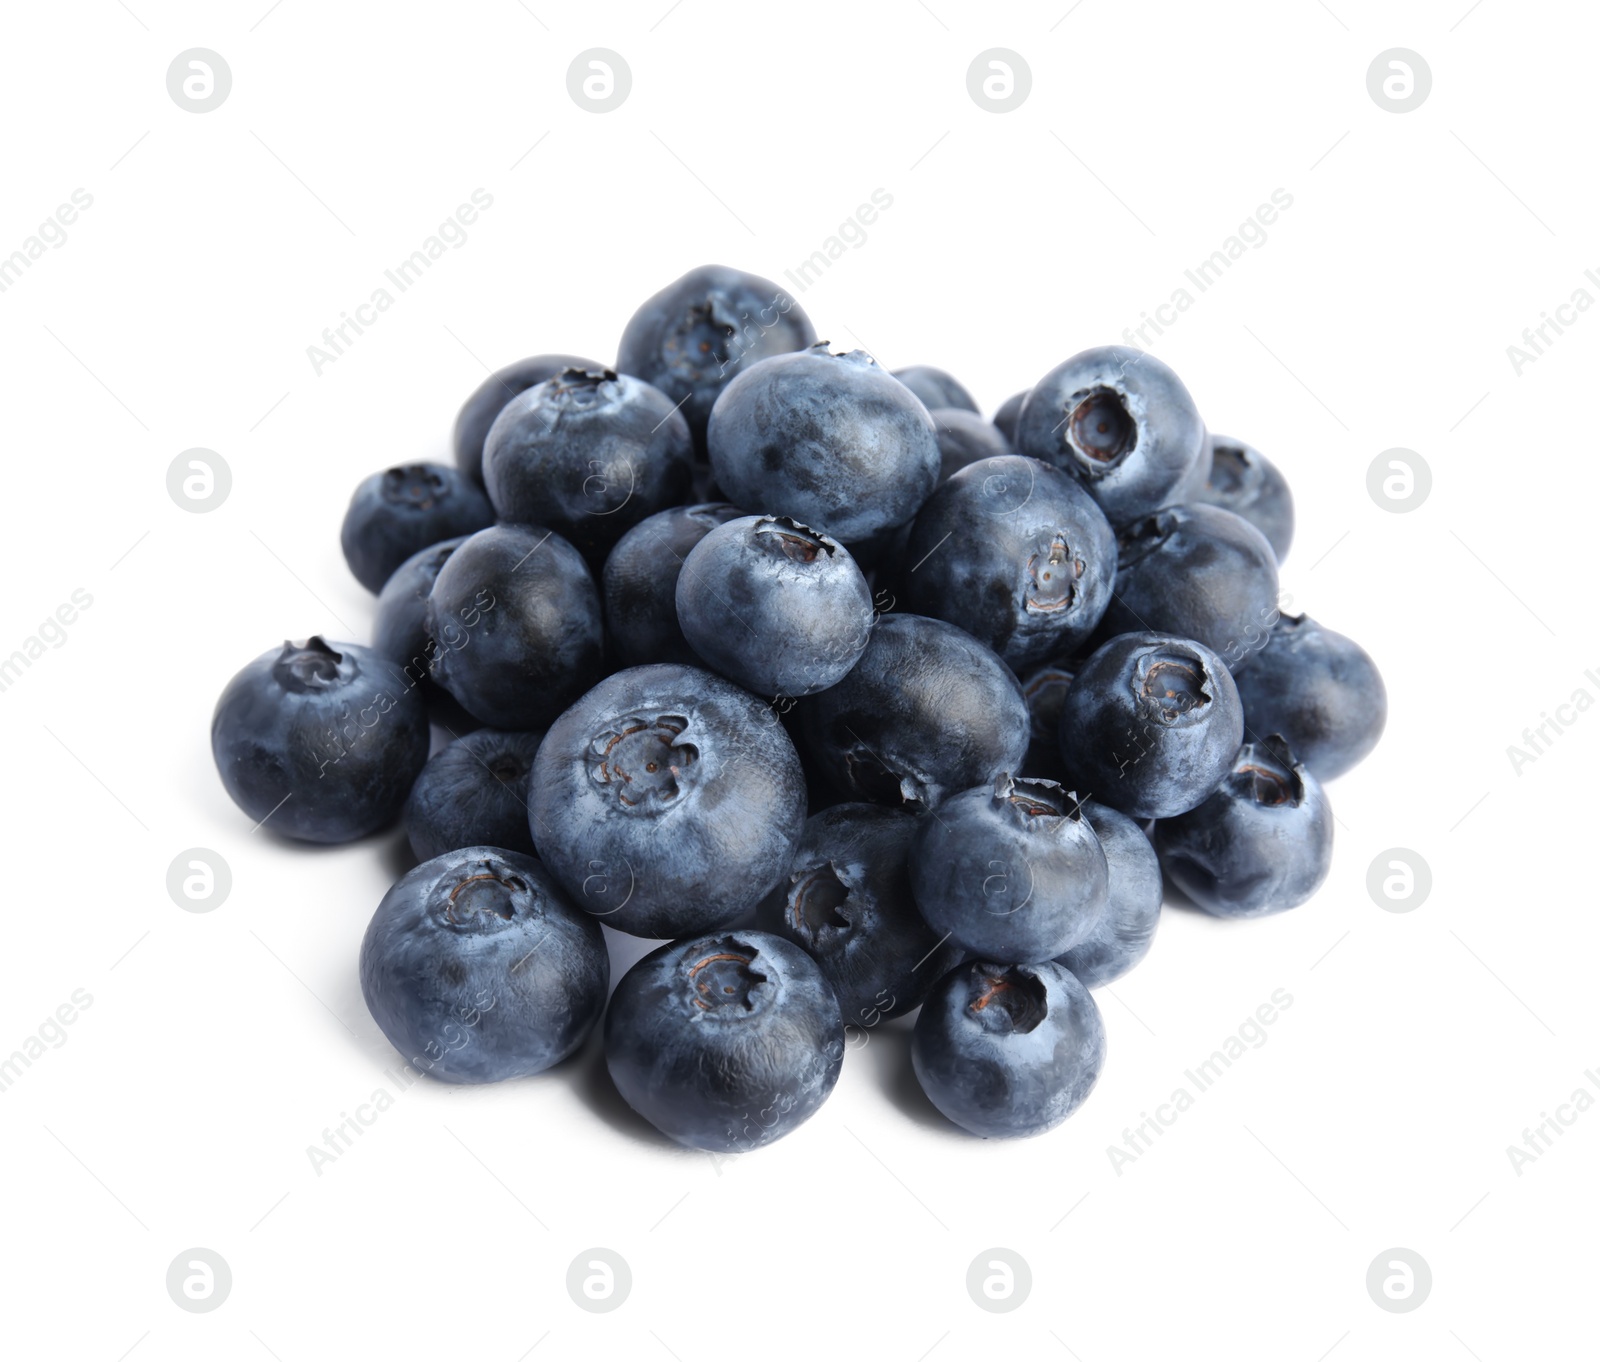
661,299,739,382
1207,441,1255,495
1115,511,1177,570
788,862,852,941
1023,533,1085,615
805,340,878,368
842,743,926,810
1230,735,1305,807
686,937,770,1015
543,367,620,410
991,772,1080,824
754,516,835,564
589,713,698,809
274,636,354,693
1065,386,1137,472
437,861,536,933
1132,646,1212,724
381,464,450,510
965,964,1048,1035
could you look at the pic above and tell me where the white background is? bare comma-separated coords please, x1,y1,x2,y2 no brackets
0,1,1592,1358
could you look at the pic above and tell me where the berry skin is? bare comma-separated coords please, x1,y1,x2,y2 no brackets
603,502,744,668
340,463,493,594
1059,632,1244,820
1195,433,1295,563
1055,803,1163,987
371,536,467,697
912,959,1105,1138
992,389,1028,445
211,637,429,843
1232,614,1386,781
1014,346,1205,523
360,848,608,1083
605,930,844,1151
930,407,1014,482
676,515,873,698
1154,736,1333,918
452,353,601,487
404,728,543,862
910,776,1109,964
893,364,979,414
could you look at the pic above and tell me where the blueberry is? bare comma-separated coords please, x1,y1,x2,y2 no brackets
903,454,1117,670
1019,663,1074,782
371,536,467,694
1154,736,1333,918
1232,614,1386,780
676,515,873,697
359,848,607,1083
992,389,1028,445
604,930,844,1151
757,804,963,1025
1055,803,1163,987
1059,632,1243,820
529,663,807,938
1195,434,1294,562
911,776,1108,963
1014,346,1205,522
212,636,429,843
912,959,1105,1138
339,463,494,594
452,353,601,486
1094,504,1280,672
603,502,744,668
482,368,693,562
404,728,543,862
802,613,1030,810
929,407,1013,483
893,364,978,413
426,523,603,730
707,343,941,543
617,264,816,450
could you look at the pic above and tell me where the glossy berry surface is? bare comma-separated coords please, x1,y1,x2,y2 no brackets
903,455,1117,670
1055,803,1163,987
757,804,963,1025
404,728,544,862
529,664,807,938
452,353,601,486
1059,632,1243,820
1155,736,1333,918
893,364,978,413
930,407,1013,482
482,368,693,561
603,502,744,668
910,776,1109,963
1232,614,1385,781
1094,503,1280,673
425,523,603,731
1014,346,1205,523
212,637,430,843
707,343,941,543
360,848,607,1083
371,536,467,695
677,515,873,697
1195,433,1295,563
912,959,1105,1138
802,613,1030,811
339,463,493,594
605,930,844,1151
617,264,815,449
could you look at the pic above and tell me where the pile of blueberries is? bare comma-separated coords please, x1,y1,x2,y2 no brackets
212,265,1385,1148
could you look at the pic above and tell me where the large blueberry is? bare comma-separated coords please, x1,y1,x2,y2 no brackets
912,959,1105,1138
426,523,603,730
1095,504,1280,673
605,930,844,1151
212,637,429,842
1195,434,1294,562
756,804,962,1025
893,364,978,413
452,353,601,486
603,502,744,668
1055,803,1163,987
371,536,467,694
339,463,493,594
1059,632,1243,820
616,264,816,450
910,776,1108,963
360,848,607,1083
482,368,693,561
404,728,543,862
930,407,1013,482
903,455,1116,670
801,614,1030,811
529,664,807,938
1014,346,1205,523
707,343,940,543
1232,614,1386,780
677,515,873,698
1154,736,1333,918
